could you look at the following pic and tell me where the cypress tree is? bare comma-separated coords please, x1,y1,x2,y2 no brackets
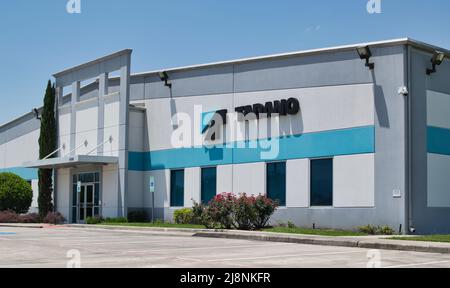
38,80,57,218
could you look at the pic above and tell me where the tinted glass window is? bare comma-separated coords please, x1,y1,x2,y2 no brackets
170,170,185,207
201,167,217,203
267,162,286,206
310,159,333,206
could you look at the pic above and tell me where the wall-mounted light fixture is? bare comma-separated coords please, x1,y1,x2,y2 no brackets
357,46,375,70
426,51,446,75
158,71,172,88
33,108,41,121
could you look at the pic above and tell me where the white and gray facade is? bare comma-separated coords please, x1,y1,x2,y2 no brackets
1,38,450,234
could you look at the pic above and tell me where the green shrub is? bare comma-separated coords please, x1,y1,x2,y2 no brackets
287,221,297,229
128,211,148,223
104,217,128,223
358,224,396,235
0,173,33,214
174,208,195,224
193,202,216,229
86,216,104,225
378,225,396,235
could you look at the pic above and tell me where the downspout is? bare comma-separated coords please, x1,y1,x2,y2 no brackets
405,45,414,234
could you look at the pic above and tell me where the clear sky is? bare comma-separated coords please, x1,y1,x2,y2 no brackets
1,0,449,124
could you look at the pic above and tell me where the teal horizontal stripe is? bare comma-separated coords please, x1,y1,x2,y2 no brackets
129,126,375,171
428,126,450,156
0,167,38,180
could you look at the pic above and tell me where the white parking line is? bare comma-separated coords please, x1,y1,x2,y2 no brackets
61,240,184,246
124,243,293,254
384,260,450,268
207,250,366,262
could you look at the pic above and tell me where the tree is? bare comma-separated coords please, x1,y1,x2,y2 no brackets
38,80,57,218
0,173,33,214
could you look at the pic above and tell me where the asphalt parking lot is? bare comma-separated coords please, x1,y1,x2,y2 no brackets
1,226,450,268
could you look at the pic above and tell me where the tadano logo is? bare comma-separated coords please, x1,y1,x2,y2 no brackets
66,0,81,14
367,0,382,14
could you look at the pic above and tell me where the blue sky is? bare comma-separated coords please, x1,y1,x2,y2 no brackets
0,0,449,124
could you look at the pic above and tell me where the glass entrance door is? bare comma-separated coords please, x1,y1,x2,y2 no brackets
78,184,95,223
72,172,101,224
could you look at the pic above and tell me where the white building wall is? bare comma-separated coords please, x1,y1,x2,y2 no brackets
427,153,450,207
427,90,450,129
217,165,233,194
3,129,40,167
184,167,200,207
334,153,375,208
286,159,309,208
143,84,375,153
102,164,119,218
233,162,266,196
427,90,450,208
56,168,71,221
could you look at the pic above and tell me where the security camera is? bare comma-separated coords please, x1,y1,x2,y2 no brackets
398,86,409,96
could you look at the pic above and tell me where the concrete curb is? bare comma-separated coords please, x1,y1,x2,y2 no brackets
65,224,221,234
61,225,450,254
0,224,46,229
193,231,450,254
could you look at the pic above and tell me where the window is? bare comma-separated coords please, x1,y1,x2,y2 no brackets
201,167,217,203
266,162,286,206
310,159,333,206
170,170,185,207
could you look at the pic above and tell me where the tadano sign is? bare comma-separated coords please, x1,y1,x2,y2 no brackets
202,98,300,133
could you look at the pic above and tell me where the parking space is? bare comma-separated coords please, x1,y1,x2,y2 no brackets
1,226,450,268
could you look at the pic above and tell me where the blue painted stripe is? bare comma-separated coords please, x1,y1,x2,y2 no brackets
0,167,38,180
129,126,375,171
428,126,450,156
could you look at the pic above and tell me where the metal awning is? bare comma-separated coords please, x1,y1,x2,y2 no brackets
23,155,118,169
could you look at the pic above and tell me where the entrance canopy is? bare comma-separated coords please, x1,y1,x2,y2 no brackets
23,155,118,169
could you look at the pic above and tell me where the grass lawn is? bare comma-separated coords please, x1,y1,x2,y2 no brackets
263,227,367,237
98,222,205,229
95,222,367,237
391,235,450,244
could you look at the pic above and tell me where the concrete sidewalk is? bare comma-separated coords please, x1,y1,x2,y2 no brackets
2,223,450,254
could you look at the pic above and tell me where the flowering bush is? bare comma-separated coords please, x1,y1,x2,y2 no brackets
0,210,41,223
43,212,66,225
0,210,20,223
208,193,236,229
234,194,257,230
193,193,278,230
253,195,278,229
19,213,41,224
